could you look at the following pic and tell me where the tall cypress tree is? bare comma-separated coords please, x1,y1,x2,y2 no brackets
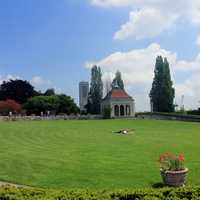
162,58,175,112
87,65,103,114
150,56,175,112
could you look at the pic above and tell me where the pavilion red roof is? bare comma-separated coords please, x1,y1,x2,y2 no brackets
110,89,130,98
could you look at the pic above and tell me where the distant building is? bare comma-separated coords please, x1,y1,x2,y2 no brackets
101,85,135,118
79,81,89,112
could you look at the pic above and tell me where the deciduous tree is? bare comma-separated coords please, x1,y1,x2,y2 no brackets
0,79,37,104
24,95,79,115
44,88,55,96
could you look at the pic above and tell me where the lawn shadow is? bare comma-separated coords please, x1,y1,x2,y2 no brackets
151,182,165,188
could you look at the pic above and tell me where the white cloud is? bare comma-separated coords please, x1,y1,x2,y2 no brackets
91,0,200,39
0,75,53,89
53,87,63,94
86,43,177,85
30,76,64,94
86,43,200,111
30,76,51,87
196,35,200,46
114,8,178,40
175,74,200,109
176,54,200,71
0,74,20,84
0,75,63,96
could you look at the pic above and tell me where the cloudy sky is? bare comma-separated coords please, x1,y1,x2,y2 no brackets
1,0,200,111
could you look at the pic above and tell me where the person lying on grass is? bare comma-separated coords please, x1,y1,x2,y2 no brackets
113,129,135,134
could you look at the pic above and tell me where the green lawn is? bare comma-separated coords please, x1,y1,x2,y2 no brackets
0,119,200,189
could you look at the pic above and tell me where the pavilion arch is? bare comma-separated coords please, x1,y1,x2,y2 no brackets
114,105,119,116
120,105,125,116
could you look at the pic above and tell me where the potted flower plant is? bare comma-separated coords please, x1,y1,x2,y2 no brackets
159,152,188,187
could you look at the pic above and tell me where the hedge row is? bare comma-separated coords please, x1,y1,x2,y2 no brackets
136,112,200,119
135,112,200,122
1,186,200,200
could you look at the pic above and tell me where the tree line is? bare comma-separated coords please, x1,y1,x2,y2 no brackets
0,79,79,115
0,55,176,116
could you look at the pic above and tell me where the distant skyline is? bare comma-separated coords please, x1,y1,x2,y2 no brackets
1,0,200,111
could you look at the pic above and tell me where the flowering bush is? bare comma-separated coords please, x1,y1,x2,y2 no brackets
0,99,21,115
159,152,185,171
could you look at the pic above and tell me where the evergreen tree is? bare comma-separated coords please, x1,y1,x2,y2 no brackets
112,71,124,89
162,58,175,112
150,56,175,112
87,65,103,114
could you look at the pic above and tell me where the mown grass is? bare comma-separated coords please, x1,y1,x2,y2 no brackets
0,119,199,189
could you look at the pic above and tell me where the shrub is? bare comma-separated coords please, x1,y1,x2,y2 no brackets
187,109,200,115
23,96,59,115
23,95,79,115
2,185,200,200
0,99,21,115
103,107,111,119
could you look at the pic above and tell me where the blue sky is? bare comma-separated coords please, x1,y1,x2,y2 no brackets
1,0,200,111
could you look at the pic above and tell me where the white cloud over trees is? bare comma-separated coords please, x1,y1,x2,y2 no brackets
91,0,200,40
88,0,200,110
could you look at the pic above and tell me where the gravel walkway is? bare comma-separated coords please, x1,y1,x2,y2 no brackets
0,181,30,188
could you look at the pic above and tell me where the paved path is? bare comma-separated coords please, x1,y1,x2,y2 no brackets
0,181,30,188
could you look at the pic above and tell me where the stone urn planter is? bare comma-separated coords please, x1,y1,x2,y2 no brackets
160,168,188,187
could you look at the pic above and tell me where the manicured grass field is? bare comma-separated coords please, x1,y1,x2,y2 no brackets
0,119,200,189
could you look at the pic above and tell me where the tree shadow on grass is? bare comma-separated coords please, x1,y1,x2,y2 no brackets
151,182,165,188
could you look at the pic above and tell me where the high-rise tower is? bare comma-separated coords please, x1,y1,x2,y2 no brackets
79,81,89,112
